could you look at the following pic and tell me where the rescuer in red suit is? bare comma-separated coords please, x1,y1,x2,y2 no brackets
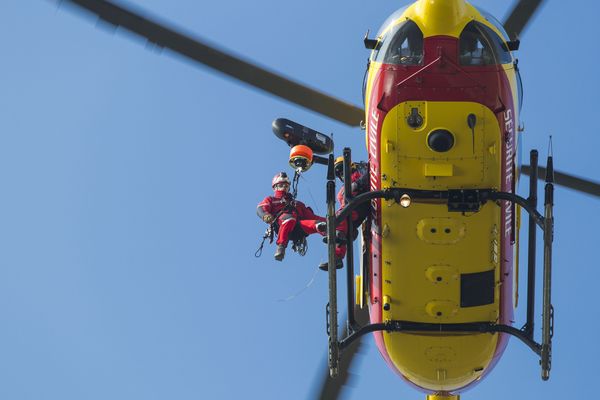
257,172,326,261
319,158,370,271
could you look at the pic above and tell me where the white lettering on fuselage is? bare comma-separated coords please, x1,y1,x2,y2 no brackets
368,109,380,215
503,109,514,238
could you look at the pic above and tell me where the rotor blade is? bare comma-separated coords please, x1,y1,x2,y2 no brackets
521,165,600,198
57,0,365,126
311,307,369,400
502,0,545,40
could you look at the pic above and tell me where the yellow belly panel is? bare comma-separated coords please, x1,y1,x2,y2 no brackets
384,332,498,391
378,101,503,390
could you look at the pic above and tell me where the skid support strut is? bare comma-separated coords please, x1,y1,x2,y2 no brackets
325,149,360,378
342,148,360,334
524,150,538,338
325,155,339,378
541,154,554,380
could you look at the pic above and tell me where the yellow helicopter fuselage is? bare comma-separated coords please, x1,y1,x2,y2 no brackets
364,0,521,393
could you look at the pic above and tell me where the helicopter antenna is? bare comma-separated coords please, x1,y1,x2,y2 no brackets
546,135,554,183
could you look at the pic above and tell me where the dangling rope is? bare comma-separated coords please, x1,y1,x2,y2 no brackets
299,174,322,216
276,267,319,302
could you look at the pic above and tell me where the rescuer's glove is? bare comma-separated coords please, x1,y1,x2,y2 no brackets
263,214,275,224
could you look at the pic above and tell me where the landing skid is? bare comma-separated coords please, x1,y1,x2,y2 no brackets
325,149,554,381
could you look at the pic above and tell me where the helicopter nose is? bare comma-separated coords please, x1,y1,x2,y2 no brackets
427,129,455,152
414,0,469,37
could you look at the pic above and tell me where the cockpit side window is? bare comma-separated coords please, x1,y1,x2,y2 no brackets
373,20,423,66
459,21,512,66
475,7,511,41
516,64,524,111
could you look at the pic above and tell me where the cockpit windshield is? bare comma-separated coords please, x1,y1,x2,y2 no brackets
474,6,511,41
372,20,424,66
459,21,512,66
376,6,409,36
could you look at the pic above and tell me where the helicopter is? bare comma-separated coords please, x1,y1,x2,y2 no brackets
32,0,600,399
270,0,555,397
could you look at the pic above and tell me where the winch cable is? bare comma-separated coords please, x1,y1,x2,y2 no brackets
291,169,302,200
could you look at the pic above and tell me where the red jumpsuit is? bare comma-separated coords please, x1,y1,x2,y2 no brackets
257,190,325,246
335,169,370,258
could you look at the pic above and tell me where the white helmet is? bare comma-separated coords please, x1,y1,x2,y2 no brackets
272,172,291,190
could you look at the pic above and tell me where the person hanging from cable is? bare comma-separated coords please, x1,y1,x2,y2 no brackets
257,172,327,261
319,157,370,271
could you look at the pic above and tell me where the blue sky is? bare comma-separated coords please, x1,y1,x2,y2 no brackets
1,1,599,399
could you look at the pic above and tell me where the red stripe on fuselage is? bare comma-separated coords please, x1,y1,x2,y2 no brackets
367,35,516,392
366,65,391,368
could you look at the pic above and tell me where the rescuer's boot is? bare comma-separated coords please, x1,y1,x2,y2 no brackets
316,221,327,233
318,258,343,271
322,231,346,244
274,245,286,261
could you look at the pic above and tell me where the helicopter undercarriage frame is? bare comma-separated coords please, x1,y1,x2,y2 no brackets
325,149,554,381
